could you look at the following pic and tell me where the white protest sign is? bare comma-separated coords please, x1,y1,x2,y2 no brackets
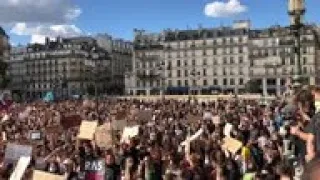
4,143,32,164
1,114,10,123
224,123,233,137
212,115,221,125
203,111,212,121
121,126,140,144
180,128,204,146
10,156,31,180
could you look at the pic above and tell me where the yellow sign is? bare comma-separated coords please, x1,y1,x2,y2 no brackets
77,121,98,140
222,137,243,155
32,170,65,180
315,101,320,113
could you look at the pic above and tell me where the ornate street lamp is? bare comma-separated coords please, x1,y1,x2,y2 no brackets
288,0,305,88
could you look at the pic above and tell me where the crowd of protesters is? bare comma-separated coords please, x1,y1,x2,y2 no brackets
0,87,319,180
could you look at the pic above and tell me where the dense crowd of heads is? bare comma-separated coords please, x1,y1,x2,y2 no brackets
0,90,319,179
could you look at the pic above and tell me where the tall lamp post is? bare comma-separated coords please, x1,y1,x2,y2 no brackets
189,68,201,99
288,0,305,88
156,61,167,100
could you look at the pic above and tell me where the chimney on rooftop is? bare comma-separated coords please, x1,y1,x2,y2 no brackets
45,37,50,45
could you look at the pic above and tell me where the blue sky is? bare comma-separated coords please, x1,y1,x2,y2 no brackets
1,0,319,45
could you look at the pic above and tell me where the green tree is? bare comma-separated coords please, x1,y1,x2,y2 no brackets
245,79,260,93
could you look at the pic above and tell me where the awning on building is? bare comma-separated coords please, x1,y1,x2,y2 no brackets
166,86,189,93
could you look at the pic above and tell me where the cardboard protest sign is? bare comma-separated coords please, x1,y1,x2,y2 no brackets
4,143,32,164
32,170,65,180
203,111,212,121
212,115,221,125
83,159,105,180
111,119,127,131
78,121,98,140
10,156,31,180
187,114,201,124
180,128,204,146
222,137,243,155
95,123,113,149
120,125,140,144
137,110,153,123
61,114,82,129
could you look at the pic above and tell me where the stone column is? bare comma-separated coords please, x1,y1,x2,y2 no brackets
262,78,268,97
276,78,281,97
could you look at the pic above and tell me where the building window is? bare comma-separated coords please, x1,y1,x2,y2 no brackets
192,80,196,86
239,47,243,54
239,67,243,75
184,70,188,77
303,57,307,65
213,40,217,45
213,58,217,65
213,48,217,55
223,57,227,64
303,67,308,73
177,70,181,77
185,80,189,86
239,78,243,85
230,57,234,64
223,68,227,75
213,68,217,76
230,79,235,85
213,79,218,85
184,60,188,66
168,80,172,86
177,80,181,86
192,59,196,66
203,69,207,76
177,60,181,67
203,58,207,65
290,57,294,65
223,78,227,85
203,50,207,56
203,79,208,86
168,71,172,77
239,56,243,64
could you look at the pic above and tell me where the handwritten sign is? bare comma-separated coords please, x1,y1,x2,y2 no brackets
32,170,65,180
95,123,113,149
222,137,243,155
10,156,31,180
78,121,98,140
4,143,32,164
120,126,140,144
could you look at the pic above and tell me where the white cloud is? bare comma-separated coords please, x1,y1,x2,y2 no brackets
0,0,81,24
11,23,82,44
204,0,247,18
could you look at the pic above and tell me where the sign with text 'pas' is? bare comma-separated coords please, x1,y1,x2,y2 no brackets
84,159,105,180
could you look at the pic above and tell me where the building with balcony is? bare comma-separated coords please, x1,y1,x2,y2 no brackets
249,24,320,96
126,21,320,96
95,34,133,94
6,37,112,100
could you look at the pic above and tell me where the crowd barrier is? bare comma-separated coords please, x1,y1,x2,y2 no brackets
117,94,276,102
